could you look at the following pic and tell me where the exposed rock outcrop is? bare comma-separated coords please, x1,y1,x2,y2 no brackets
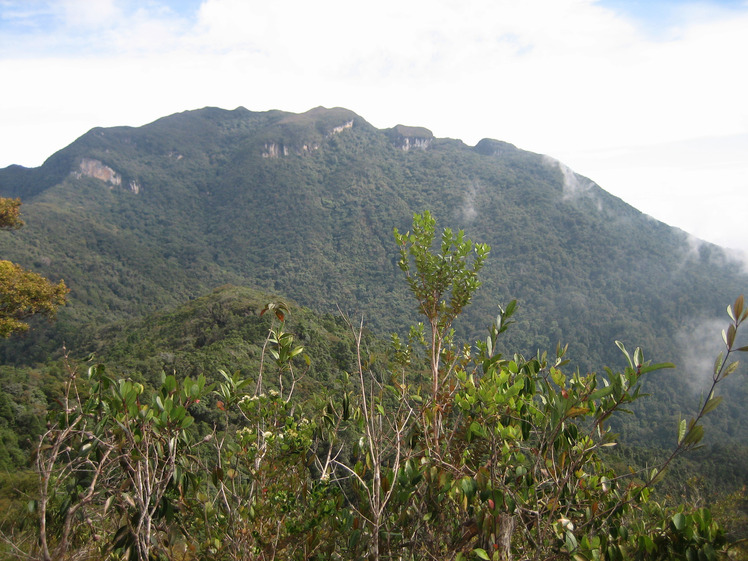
330,120,353,135
262,142,290,158
473,138,518,157
72,158,140,193
261,117,354,158
75,158,121,186
387,125,434,151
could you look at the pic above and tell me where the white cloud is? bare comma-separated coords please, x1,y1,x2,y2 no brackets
555,133,748,251
57,0,121,29
675,316,726,392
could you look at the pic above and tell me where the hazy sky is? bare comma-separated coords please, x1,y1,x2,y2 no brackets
1,0,747,255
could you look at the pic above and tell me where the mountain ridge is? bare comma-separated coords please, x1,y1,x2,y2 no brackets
0,105,745,448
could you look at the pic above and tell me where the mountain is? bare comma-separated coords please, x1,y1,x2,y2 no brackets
0,284,361,471
84,284,358,391
0,106,746,448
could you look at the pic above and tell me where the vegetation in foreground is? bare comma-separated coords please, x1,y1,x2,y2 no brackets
1,211,746,560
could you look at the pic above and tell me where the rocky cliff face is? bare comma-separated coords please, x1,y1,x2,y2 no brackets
76,158,121,185
387,124,434,151
261,118,355,158
73,158,140,193
473,138,518,157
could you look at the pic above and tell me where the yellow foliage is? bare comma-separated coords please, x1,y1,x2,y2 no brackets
0,197,68,337
0,197,23,229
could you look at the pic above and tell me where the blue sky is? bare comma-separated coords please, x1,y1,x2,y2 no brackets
1,0,747,257
600,0,746,25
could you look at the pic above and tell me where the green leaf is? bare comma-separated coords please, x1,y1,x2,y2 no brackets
589,385,614,400
639,535,655,553
683,424,704,446
189,382,200,399
460,476,476,500
471,421,486,440
615,341,633,369
551,367,565,388
650,467,668,485
702,395,722,415
171,405,187,421
722,361,740,378
733,295,744,321
638,362,675,374
163,375,177,395
566,531,578,552
671,512,686,532
723,324,736,348
702,543,717,561
713,352,724,376
633,347,643,368
473,548,490,560
677,418,686,444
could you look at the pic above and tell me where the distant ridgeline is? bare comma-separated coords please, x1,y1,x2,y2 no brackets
1,105,747,451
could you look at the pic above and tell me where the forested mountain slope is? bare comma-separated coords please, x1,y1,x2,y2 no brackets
0,106,746,448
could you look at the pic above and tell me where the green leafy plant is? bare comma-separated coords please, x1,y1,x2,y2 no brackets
30,352,209,561
331,212,745,560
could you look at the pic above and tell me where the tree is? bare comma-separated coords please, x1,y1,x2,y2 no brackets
0,198,24,229
199,305,342,560
0,197,67,337
31,354,209,561
394,210,489,450
337,212,743,560
328,314,416,560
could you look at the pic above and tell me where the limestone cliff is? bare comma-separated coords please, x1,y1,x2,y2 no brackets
73,158,140,193
261,108,356,158
387,125,434,151
76,158,121,186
